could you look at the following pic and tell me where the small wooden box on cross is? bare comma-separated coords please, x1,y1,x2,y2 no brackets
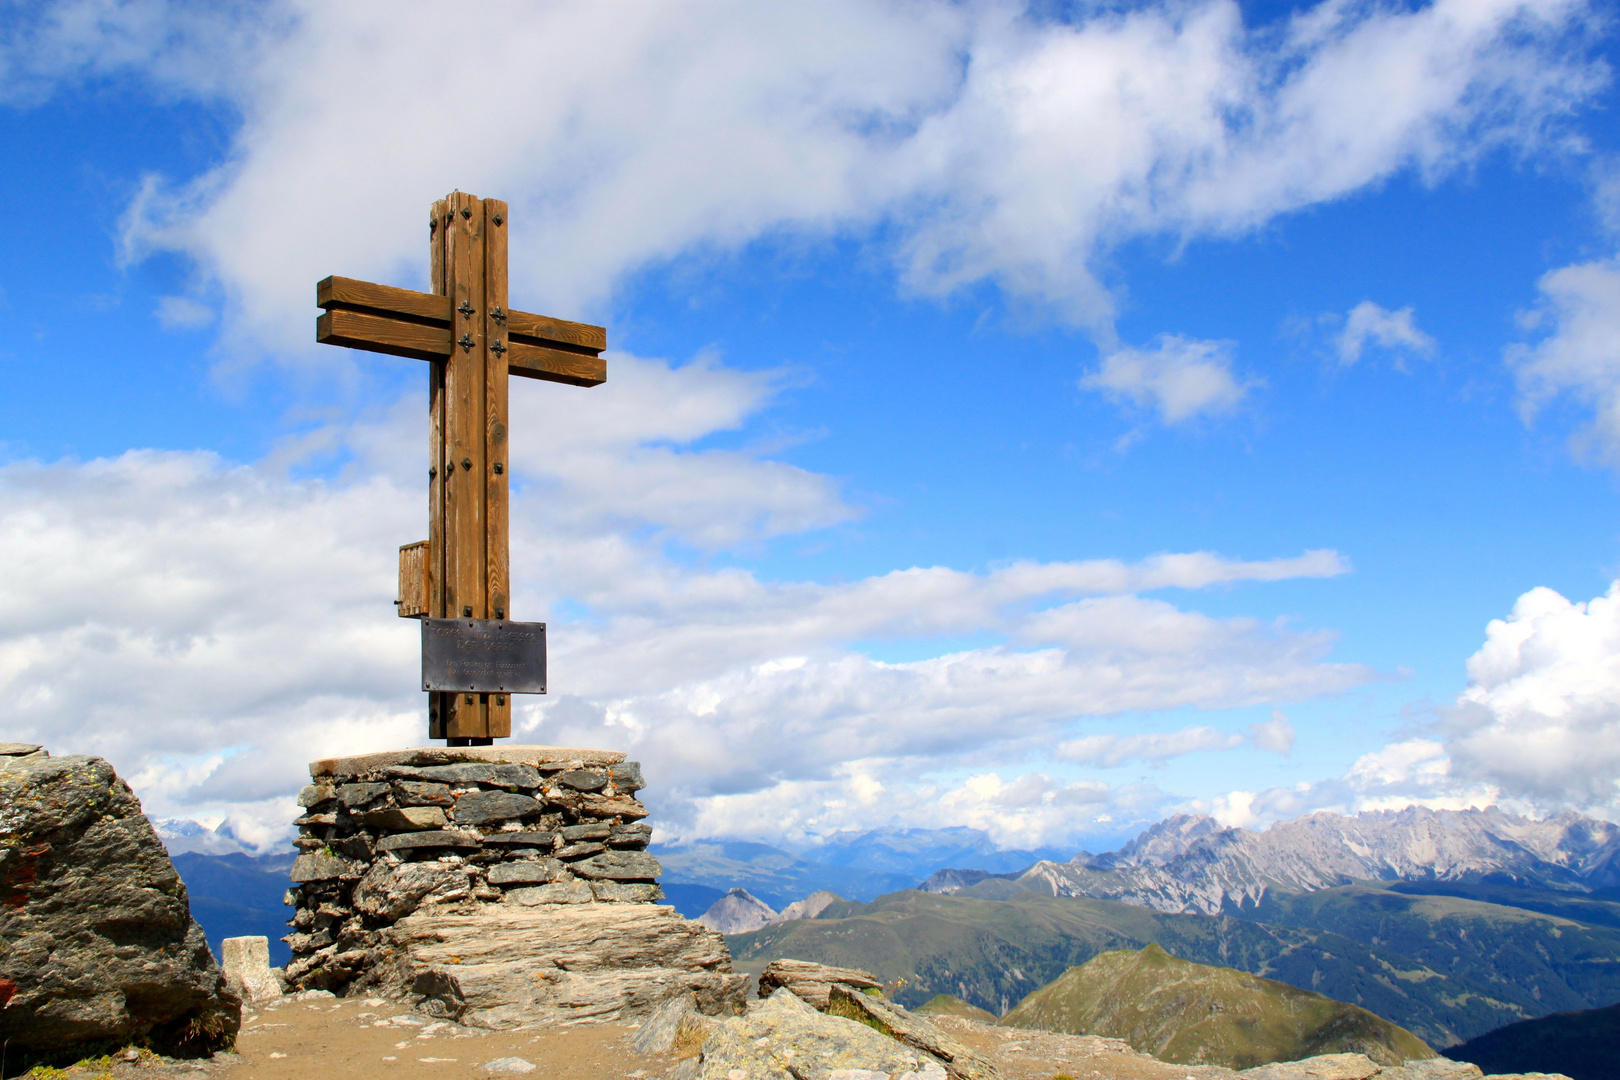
315,191,606,744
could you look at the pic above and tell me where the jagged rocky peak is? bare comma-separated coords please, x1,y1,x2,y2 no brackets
1010,805,1620,915
1088,813,1228,869
776,889,841,922
698,887,779,934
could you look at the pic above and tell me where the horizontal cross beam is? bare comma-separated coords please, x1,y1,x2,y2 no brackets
316,276,606,387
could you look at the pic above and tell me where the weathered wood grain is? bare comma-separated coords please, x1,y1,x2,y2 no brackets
443,191,489,740
318,276,450,324
316,309,450,361
508,341,607,386
428,199,450,741
507,310,606,352
397,541,430,618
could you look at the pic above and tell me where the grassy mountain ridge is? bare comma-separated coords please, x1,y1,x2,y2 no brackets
1442,1000,1620,1080
726,886,1620,1047
1244,884,1620,1018
1001,944,1435,1070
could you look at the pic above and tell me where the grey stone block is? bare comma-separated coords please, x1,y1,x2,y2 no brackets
554,841,607,860
555,768,608,792
482,830,556,848
592,882,665,903
363,806,448,831
453,790,539,825
375,830,483,852
487,859,566,885
610,760,646,792
571,850,662,881
386,762,542,788
394,780,454,806
506,880,594,905
610,822,653,848
338,782,390,806
290,851,368,882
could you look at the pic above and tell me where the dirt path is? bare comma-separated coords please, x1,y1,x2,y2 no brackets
24,996,1253,1080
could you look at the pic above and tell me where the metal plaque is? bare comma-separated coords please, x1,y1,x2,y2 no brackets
421,618,546,694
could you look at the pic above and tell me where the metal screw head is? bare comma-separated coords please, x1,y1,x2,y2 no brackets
429,466,436,479
463,606,473,617
492,306,507,323
460,207,472,220
490,340,507,356
458,301,475,317
493,462,504,475
458,333,475,352
492,213,504,226
462,457,473,470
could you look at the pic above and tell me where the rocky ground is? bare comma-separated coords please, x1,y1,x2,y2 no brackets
16,994,1567,1080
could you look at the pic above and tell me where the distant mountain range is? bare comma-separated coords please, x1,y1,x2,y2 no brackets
150,816,263,857
653,826,1067,910
923,807,1620,914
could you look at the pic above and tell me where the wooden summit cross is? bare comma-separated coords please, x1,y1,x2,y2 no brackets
316,191,605,745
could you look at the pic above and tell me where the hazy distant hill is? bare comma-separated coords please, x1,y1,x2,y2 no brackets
727,886,1620,1047
1001,944,1435,1069
171,851,295,965
652,839,923,909
807,826,1069,877
930,808,1620,915
1442,1000,1620,1080
654,827,1064,909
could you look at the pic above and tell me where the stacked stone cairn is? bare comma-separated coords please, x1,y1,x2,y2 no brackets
283,746,747,1027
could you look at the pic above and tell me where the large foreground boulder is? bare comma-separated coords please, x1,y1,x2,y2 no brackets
683,987,947,1079
0,750,239,1057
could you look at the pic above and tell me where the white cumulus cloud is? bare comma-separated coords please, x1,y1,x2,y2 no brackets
1446,582,1620,806
1511,258,1620,464
1081,335,1251,424
1334,301,1436,366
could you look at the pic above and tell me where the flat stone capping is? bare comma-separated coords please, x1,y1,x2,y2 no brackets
311,745,625,778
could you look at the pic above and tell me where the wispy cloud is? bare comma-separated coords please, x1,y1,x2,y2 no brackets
1081,335,1251,424
1334,301,1436,366
0,0,1590,353
1510,258,1620,464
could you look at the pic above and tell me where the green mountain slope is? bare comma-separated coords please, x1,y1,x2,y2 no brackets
1442,1000,1620,1080
915,994,999,1023
726,888,1620,1048
1002,945,1435,1070
1246,884,1620,1020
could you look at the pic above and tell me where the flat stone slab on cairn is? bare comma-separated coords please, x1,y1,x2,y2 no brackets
284,745,748,1026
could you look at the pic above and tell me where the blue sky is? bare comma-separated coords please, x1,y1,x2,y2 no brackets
4,0,1620,853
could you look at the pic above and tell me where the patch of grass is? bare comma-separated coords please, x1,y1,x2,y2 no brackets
827,994,896,1038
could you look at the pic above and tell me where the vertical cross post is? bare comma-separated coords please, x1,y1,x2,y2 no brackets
429,193,510,741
